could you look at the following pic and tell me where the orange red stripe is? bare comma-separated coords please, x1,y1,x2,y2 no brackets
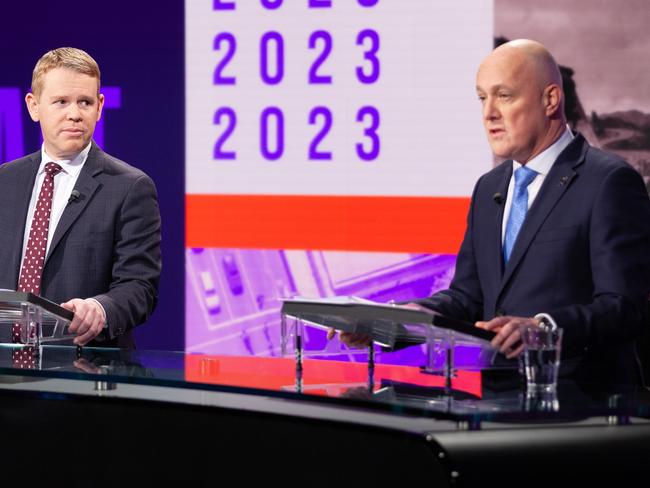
186,194,470,253
185,355,482,398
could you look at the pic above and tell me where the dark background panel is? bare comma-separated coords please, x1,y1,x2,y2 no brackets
0,1,185,350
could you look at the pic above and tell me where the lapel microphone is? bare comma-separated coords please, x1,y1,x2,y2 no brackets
68,189,81,204
493,192,505,205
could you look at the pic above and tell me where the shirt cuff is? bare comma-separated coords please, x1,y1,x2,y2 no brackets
534,313,558,331
87,298,108,329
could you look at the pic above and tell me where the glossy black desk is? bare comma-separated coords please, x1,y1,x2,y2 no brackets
1,345,649,486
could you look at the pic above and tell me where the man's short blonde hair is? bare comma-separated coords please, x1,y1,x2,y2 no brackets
31,47,101,97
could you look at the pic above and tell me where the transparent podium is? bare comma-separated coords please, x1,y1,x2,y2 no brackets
280,296,498,383
0,290,74,347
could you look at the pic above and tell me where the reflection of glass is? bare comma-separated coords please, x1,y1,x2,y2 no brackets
523,389,560,413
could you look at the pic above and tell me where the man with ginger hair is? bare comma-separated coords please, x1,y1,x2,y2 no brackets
334,40,650,384
0,47,161,348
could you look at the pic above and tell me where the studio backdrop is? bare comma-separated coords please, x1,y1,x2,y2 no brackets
1,0,648,356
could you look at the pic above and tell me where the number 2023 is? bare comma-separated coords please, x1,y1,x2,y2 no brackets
213,30,380,85
213,106,380,162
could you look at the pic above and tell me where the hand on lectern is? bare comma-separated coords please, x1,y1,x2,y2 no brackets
61,298,106,346
327,327,373,348
476,315,540,359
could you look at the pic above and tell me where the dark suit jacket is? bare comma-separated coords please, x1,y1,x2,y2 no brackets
0,142,161,348
419,134,650,384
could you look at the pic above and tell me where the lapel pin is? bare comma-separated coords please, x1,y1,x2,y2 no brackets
559,176,569,186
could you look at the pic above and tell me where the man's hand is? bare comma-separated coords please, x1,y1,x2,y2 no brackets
475,315,540,359
61,298,106,346
326,329,373,348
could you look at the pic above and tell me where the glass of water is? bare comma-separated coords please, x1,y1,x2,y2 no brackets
521,326,563,393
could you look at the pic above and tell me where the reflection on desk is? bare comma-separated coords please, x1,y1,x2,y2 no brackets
0,345,649,484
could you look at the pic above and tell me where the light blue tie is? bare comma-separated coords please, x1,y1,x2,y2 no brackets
503,166,538,263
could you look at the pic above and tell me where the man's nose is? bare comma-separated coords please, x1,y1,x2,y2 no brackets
67,103,82,121
483,97,500,121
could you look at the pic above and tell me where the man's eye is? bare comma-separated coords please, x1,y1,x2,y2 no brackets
498,93,511,99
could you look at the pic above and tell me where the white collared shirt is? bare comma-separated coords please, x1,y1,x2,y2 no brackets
501,127,574,242
20,143,91,267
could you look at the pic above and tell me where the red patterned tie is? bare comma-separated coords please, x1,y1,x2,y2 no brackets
13,162,63,368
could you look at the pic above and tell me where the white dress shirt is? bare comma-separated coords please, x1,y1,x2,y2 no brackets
501,127,574,242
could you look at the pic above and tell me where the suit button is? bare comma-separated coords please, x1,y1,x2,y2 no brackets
496,309,506,317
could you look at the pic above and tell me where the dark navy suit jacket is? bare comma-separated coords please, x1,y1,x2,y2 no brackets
419,134,650,383
0,143,161,348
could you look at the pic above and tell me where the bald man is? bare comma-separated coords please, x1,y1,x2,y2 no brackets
410,39,650,384
333,40,650,383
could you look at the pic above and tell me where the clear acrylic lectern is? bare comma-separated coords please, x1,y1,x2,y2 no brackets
0,290,74,347
280,296,498,382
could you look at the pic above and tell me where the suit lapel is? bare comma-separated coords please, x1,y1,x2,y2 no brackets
45,145,103,264
9,152,41,283
490,163,512,283
498,135,588,297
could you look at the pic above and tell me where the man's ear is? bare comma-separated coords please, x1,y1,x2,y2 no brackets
543,84,562,117
25,92,40,122
96,92,105,122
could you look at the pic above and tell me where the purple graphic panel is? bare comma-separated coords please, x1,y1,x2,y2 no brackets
94,87,121,149
0,88,25,162
186,248,458,365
